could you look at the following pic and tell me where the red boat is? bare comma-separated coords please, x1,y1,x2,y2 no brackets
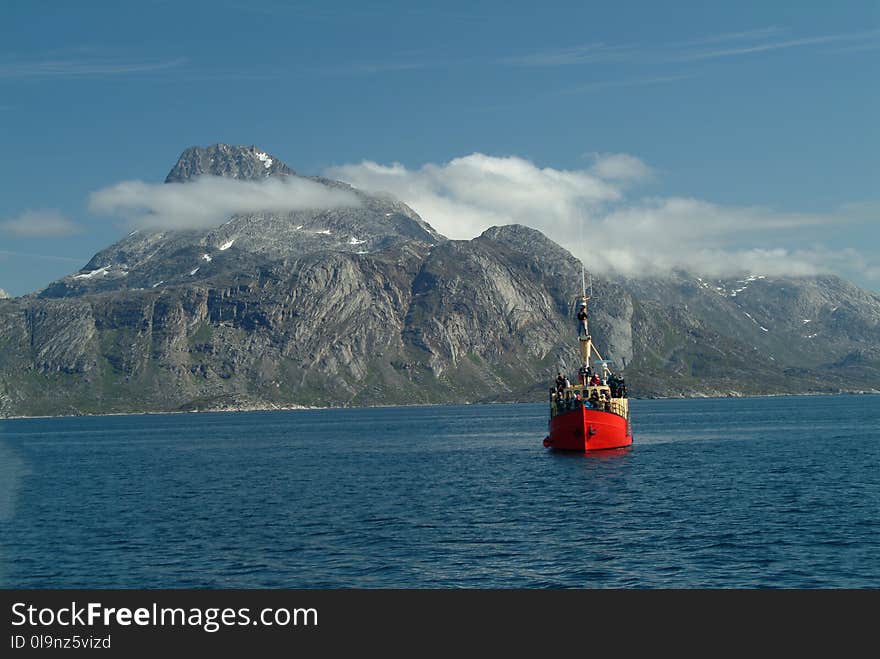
543,281,632,452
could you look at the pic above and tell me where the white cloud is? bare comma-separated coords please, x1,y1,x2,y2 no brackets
0,209,80,237
327,153,620,240
89,175,361,229
325,153,878,281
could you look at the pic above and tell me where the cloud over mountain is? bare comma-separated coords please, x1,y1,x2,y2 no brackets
89,175,361,230
326,152,877,281
327,153,622,241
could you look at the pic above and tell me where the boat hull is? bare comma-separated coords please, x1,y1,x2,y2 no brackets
544,406,632,451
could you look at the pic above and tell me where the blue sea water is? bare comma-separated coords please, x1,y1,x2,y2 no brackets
1,395,878,588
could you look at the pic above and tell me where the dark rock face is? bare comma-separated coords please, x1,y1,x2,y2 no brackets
1,145,878,417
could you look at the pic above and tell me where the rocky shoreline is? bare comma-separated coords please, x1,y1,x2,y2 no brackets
3,389,878,420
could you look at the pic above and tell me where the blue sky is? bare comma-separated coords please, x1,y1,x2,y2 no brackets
1,0,878,295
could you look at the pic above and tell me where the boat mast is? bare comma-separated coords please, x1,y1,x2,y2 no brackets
579,261,591,371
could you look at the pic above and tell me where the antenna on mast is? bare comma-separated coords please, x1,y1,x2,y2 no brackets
576,214,594,373
581,262,587,300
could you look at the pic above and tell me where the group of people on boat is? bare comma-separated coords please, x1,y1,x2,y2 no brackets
550,385,614,414
555,368,627,398
550,363,627,416
607,372,627,398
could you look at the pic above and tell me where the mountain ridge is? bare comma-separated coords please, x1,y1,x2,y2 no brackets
0,144,878,417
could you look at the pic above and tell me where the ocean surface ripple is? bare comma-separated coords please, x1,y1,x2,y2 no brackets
1,395,878,588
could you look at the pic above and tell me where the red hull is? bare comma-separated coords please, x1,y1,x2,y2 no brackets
544,406,632,451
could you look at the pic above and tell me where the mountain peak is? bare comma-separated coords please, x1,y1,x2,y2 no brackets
164,143,295,183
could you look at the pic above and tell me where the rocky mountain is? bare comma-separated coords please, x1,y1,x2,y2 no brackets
42,148,440,300
621,272,880,397
0,144,878,417
165,143,295,182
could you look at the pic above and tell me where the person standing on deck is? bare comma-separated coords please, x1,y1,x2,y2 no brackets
555,372,566,392
578,364,591,385
577,301,588,337
608,372,619,398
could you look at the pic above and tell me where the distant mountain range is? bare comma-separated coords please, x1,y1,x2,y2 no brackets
1,144,878,417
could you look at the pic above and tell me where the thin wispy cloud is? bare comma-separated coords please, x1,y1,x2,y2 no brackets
0,249,86,264
221,0,495,24
586,153,654,182
135,24,876,82
672,29,880,61
501,27,880,71
0,210,80,237
315,45,446,76
218,0,393,20
559,74,694,95
502,43,635,67
322,59,431,76
674,26,784,47
0,57,187,79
